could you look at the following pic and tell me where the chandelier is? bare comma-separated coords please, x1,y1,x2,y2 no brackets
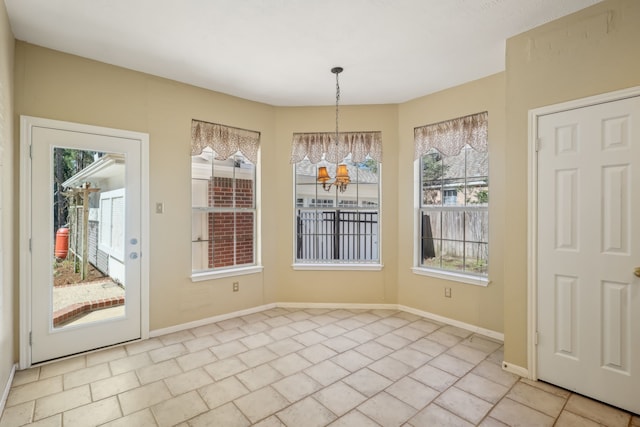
317,67,350,192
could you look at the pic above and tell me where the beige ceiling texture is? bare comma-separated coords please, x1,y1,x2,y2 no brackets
4,0,601,106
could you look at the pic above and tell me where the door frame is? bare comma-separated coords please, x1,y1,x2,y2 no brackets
19,116,150,368
527,85,640,381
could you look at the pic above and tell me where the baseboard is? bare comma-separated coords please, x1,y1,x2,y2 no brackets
150,302,504,347
149,303,277,337
0,364,17,416
398,305,504,342
276,302,397,310
502,361,529,378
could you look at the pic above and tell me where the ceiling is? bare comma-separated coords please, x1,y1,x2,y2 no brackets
4,0,601,106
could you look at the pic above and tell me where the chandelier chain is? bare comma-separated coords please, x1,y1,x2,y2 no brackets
317,67,349,192
335,70,340,143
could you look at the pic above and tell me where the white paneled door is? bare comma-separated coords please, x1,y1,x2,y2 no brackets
25,118,145,364
537,95,640,414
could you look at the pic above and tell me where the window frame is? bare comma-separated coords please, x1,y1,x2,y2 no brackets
412,147,489,287
190,148,262,281
292,160,383,271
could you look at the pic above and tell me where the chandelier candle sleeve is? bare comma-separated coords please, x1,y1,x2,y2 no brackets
317,166,331,183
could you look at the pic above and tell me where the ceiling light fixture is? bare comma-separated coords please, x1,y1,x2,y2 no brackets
318,67,350,192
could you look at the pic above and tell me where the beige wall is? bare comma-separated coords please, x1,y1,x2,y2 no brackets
397,73,506,334
1,0,15,397
274,105,399,304
5,0,639,378
13,42,277,333
12,42,403,338
503,0,640,367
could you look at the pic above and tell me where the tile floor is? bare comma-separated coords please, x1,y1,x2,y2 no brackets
1,307,639,426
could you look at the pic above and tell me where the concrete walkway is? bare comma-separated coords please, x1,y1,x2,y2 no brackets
51,281,125,327
53,280,124,312
66,306,125,326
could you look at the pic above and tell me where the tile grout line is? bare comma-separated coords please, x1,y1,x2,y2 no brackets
174,312,483,426
4,307,637,426
181,313,499,426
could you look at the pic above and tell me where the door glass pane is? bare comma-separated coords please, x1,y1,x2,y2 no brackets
52,148,126,329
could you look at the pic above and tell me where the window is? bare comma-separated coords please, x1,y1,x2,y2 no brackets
443,189,458,205
98,189,125,262
291,132,382,265
191,120,260,276
414,112,488,279
310,198,334,208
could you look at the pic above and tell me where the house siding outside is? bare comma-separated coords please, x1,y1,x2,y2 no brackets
88,220,109,276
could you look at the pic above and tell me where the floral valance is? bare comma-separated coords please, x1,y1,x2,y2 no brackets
191,119,260,164
290,131,382,165
414,111,488,159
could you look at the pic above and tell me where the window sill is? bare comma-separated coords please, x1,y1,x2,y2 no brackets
411,267,490,287
292,263,383,271
191,265,263,282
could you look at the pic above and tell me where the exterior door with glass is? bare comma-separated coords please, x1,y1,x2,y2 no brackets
25,117,145,364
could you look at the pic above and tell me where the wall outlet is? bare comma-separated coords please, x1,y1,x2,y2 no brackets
444,287,452,298
233,282,239,292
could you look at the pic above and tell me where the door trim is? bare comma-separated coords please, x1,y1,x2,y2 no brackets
19,116,150,368
527,86,640,381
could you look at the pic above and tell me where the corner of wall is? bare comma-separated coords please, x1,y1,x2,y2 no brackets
1,0,17,403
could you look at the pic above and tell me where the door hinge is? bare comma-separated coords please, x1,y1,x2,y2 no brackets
29,238,32,252
29,331,32,346
29,144,32,158
535,139,541,152
535,331,539,345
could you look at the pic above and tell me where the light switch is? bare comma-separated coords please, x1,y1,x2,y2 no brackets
155,202,164,214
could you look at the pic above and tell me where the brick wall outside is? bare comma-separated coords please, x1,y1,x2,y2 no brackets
208,176,254,268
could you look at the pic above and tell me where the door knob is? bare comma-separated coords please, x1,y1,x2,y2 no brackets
635,267,640,278
130,252,138,260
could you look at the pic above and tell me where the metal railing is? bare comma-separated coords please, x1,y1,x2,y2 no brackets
296,209,379,262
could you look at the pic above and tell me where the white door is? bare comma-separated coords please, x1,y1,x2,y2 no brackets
28,122,143,364
537,95,640,414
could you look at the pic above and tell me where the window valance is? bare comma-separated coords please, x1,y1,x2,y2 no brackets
191,119,260,164
414,111,488,159
290,131,382,165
